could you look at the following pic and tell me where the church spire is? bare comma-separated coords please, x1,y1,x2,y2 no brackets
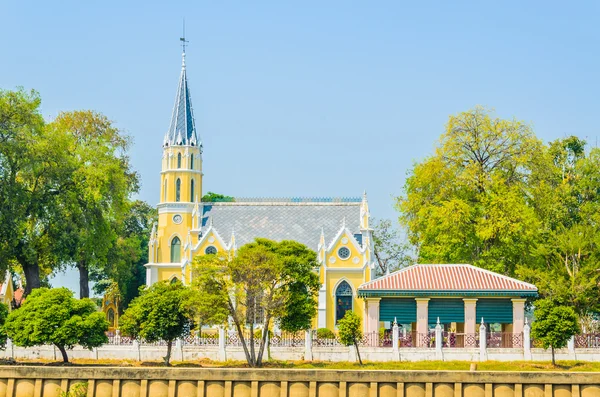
164,33,200,148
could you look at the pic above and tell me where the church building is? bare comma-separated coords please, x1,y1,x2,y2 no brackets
144,50,375,331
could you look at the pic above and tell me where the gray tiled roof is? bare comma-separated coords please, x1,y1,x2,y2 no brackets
200,201,362,249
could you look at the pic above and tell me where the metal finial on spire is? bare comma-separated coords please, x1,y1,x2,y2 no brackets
180,19,189,54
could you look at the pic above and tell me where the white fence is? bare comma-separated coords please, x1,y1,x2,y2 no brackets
5,324,600,362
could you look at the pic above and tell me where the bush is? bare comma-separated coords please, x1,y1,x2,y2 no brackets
4,288,108,363
316,328,336,339
120,281,195,366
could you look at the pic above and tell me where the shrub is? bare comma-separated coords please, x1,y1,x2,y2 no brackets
316,328,336,339
4,288,108,363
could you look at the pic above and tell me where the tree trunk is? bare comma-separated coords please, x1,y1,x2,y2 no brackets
354,340,363,366
77,261,89,298
551,345,555,366
256,316,271,367
164,340,172,366
56,345,69,363
22,261,41,296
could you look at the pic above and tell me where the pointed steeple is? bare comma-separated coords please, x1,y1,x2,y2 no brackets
164,50,200,148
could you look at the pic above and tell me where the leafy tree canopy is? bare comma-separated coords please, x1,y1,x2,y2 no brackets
4,288,108,362
192,238,320,367
398,107,600,319
201,192,235,202
120,281,195,365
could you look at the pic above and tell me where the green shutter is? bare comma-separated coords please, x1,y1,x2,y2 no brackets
428,299,465,324
476,299,513,324
379,298,416,323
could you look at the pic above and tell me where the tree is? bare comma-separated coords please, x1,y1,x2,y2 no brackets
119,281,195,365
201,192,234,202
4,288,108,362
372,218,412,276
337,311,363,365
0,88,74,294
193,238,320,367
49,110,139,298
92,200,157,309
516,137,600,318
397,106,542,276
531,299,579,366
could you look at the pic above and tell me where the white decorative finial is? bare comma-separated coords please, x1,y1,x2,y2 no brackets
437,317,440,325
481,317,484,325
209,217,213,227
525,317,528,325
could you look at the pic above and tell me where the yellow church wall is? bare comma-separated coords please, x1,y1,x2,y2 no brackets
157,266,182,282
156,215,193,263
325,270,366,331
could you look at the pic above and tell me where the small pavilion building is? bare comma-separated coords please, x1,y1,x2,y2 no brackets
358,264,537,347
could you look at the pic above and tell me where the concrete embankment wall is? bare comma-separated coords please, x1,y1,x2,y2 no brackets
0,366,598,397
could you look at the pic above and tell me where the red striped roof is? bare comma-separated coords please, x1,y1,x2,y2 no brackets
360,264,537,292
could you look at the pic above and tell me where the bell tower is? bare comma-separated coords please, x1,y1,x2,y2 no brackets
147,42,203,284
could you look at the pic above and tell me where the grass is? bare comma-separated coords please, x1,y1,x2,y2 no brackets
4,358,600,372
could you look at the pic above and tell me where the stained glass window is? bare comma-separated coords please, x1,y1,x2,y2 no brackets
338,247,351,260
336,281,353,323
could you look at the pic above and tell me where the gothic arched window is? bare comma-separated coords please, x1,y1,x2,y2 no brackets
170,277,179,284
335,281,353,323
107,308,115,328
190,155,194,170
170,237,181,263
190,179,195,202
177,153,182,168
175,178,181,202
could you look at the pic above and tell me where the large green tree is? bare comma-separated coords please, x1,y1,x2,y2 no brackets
397,106,542,276
193,238,320,367
517,137,600,316
4,288,108,362
0,89,74,294
49,110,138,298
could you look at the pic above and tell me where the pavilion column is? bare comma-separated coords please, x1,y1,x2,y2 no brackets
365,298,381,337
512,298,526,343
415,298,430,347
463,299,478,347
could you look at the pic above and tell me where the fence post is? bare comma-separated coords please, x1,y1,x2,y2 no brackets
115,329,121,345
435,317,443,360
348,344,357,362
194,330,200,346
6,338,13,360
392,318,399,359
304,330,313,361
523,318,532,361
175,338,183,362
133,339,141,361
479,318,487,362
218,328,227,361
568,335,575,355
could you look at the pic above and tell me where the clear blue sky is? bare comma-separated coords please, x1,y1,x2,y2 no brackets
2,1,598,294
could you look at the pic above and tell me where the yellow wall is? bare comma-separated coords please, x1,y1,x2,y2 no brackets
323,230,370,330
157,266,182,282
